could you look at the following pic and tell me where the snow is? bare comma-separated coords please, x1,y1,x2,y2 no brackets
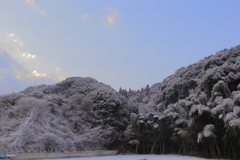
211,105,223,116
153,123,159,128
203,124,215,138
40,154,208,160
189,105,211,117
229,118,240,129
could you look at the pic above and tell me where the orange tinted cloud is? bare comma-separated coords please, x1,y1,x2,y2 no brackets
83,13,89,19
105,8,118,30
16,75,24,80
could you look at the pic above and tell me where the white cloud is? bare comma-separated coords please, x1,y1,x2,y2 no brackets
13,40,24,46
83,13,89,19
0,32,36,68
8,33,14,38
7,33,25,46
0,53,34,83
18,41,24,46
1,32,24,58
1,31,61,85
105,8,118,30
0,61,55,95
31,70,47,78
25,0,47,16
4,32,25,48
20,52,36,58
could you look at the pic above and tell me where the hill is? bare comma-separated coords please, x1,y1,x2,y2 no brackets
122,44,240,158
0,77,128,153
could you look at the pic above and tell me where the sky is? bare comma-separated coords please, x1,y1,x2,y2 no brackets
0,0,240,95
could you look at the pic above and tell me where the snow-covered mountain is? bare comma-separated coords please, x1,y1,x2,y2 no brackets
0,44,240,159
122,44,240,158
0,77,128,154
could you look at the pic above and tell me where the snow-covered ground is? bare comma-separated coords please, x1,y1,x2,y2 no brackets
40,154,210,160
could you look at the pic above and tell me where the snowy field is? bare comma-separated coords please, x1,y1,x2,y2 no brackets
40,154,212,160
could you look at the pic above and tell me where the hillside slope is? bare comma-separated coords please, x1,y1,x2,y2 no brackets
123,44,240,158
0,77,128,153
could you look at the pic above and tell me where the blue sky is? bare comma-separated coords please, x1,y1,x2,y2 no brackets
0,0,240,95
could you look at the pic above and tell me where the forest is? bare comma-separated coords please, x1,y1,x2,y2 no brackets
0,44,240,159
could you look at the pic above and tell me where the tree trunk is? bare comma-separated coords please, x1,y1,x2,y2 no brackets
151,140,156,154
136,144,139,153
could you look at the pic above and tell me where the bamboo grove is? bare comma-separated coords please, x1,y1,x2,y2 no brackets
123,45,240,159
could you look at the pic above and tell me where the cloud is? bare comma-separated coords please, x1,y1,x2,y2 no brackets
55,77,65,82
0,32,37,72
18,41,24,46
25,0,47,16
0,31,62,94
8,34,14,38
31,70,47,78
83,13,89,19
20,52,36,58
4,33,25,49
0,51,58,95
0,52,36,94
16,75,23,80
13,39,24,46
6,33,25,46
105,8,118,30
